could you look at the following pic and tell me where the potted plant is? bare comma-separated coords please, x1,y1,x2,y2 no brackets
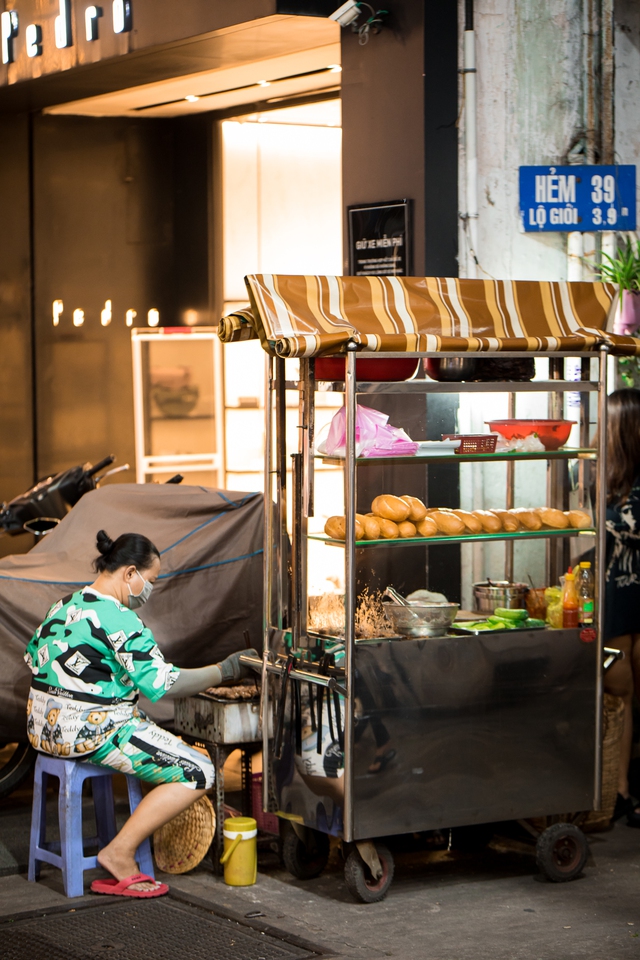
598,236,640,336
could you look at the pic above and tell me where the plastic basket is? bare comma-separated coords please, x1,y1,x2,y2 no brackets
251,773,280,835
443,434,498,454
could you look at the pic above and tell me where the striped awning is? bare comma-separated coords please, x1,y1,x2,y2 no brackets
218,275,640,357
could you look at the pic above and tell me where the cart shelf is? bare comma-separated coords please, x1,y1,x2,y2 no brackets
309,527,596,548
317,447,596,466
324,380,599,395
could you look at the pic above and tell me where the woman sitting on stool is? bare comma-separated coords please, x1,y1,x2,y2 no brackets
25,529,257,897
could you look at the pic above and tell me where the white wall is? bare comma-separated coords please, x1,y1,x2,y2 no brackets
614,0,640,211
222,118,343,300
220,111,344,595
459,0,585,281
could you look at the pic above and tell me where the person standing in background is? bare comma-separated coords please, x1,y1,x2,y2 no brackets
602,389,640,825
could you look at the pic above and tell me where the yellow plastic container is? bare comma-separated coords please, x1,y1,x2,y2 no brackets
219,816,257,886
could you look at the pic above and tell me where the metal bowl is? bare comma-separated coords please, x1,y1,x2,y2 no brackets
383,601,460,638
424,358,478,382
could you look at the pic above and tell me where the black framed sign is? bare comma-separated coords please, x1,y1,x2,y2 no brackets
348,199,412,276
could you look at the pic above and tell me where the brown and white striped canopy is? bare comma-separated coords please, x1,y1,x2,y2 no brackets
218,275,640,357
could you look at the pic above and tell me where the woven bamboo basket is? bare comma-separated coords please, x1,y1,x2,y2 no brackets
583,692,625,830
153,795,216,874
528,693,625,834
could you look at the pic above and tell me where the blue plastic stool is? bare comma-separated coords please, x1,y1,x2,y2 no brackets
28,754,154,898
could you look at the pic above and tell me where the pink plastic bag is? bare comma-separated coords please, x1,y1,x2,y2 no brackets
324,404,418,458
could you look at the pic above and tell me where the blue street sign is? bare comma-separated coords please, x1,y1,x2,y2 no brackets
519,164,636,232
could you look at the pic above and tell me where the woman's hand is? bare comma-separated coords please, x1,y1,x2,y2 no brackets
218,649,260,683
164,648,260,698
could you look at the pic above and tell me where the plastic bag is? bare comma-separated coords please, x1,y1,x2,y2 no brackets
320,404,418,458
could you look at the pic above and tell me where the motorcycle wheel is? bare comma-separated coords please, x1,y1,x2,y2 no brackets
0,741,36,799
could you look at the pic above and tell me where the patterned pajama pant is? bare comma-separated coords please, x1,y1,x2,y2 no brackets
90,716,214,790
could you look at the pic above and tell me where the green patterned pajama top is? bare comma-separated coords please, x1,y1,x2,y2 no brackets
24,587,180,758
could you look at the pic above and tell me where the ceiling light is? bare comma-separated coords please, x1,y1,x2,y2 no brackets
52,300,63,326
147,308,160,327
135,67,341,113
73,308,85,327
185,95,199,103
125,309,137,327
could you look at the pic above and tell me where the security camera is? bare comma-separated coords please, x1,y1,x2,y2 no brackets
329,1,361,27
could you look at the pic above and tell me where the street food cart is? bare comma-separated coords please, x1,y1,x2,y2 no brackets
220,275,639,901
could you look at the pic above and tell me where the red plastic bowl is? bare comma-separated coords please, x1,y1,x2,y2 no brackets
315,357,420,382
485,419,575,451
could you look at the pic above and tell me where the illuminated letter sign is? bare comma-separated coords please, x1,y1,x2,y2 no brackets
55,0,72,48
1,10,19,64
85,5,103,41
112,0,132,33
26,23,42,57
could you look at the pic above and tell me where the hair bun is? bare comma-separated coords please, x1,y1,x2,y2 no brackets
96,530,113,555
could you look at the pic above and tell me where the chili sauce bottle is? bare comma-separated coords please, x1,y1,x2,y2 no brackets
562,571,579,629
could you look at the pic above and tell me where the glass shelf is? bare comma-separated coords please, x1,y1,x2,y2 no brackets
317,448,596,466
309,527,596,549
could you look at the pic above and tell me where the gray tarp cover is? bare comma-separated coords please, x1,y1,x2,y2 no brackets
0,483,264,740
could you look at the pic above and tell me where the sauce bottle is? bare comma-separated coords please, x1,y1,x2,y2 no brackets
562,571,579,628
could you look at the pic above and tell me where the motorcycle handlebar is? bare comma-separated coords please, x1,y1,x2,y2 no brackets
85,455,115,478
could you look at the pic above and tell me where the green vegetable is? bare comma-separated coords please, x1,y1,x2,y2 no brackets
494,607,528,621
524,618,546,628
487,616,516,629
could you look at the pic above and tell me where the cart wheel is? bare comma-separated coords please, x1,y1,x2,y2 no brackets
344,843,394,903
536,822,589,882
450,823,495,853
282,827,330,880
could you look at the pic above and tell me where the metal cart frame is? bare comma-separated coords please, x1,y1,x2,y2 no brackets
247,341,611,900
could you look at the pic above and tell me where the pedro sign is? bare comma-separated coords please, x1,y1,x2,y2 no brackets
519,164,636,233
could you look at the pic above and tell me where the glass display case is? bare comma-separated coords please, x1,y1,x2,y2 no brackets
131,328,224,486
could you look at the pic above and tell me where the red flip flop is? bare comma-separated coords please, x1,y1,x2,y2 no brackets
91,873,169,899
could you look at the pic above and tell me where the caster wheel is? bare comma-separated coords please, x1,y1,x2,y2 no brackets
344,843,394,903
450,823,495,853
536,822,589,882
282,827,329,880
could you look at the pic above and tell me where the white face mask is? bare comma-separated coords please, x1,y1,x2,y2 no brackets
127,570,153,610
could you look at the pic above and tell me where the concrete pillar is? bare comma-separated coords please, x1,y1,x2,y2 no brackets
340,0,458,276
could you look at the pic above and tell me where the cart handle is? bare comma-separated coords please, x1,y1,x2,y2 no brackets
603,647,624,672
239,653,348,697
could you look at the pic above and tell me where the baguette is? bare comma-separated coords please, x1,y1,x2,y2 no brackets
397,520,417,538
324,516,365,540
536,507,569,529
371,494,411,522
472,509,503,533
400,495,428,522
492,509,520,532
416,515,438,537
451,509,483,534
509,508,542,530
357,513,382,540
565,509,593,529
376,517,400,539
430,509,466,536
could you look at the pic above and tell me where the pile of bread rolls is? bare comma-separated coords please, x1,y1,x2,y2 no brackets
324,496,592,541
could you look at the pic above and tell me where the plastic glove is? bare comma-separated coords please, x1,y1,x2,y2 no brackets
217,648,260,683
